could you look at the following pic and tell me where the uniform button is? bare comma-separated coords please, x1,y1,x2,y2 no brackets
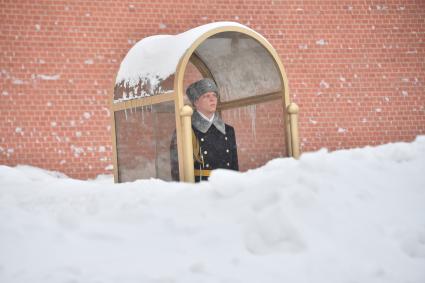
226,149,229,153
225,136,228,140
226,162,230,166
201,138,204,142
204,150,208,155
205,164,209,168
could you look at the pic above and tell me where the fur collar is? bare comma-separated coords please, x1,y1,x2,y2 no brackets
192,111,226,135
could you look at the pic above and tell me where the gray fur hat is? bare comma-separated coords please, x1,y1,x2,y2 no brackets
186,78,219,104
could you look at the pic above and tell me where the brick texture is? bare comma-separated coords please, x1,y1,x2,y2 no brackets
1,0,424,179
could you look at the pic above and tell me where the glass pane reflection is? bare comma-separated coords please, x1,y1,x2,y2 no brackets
115,101,175,182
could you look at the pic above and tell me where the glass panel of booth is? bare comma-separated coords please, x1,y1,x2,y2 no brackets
219,98,287,172
195,31,283,103
114,101,175,182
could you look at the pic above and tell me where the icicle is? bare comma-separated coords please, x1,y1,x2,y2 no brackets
248,104,257,142
124,108,128,121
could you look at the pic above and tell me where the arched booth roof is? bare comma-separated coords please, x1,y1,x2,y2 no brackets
115,22,252,98
114,21,289,105
112,22,299,183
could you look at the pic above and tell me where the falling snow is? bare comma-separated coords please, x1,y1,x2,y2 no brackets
320,80,330,88
316,39,328,45
102,107,111,117
309,118,318,125
37,74,60,80
127,39,136,45
12,79,24,85
376,5,388,11
70,145,84,157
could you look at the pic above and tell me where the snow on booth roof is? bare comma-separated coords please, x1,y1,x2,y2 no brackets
114,22,263,102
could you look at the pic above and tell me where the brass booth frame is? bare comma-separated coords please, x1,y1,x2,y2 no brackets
111,24,300,183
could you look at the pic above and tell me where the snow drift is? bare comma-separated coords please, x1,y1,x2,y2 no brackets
1,137,425,283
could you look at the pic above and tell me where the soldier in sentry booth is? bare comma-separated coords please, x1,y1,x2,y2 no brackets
170,78,239,182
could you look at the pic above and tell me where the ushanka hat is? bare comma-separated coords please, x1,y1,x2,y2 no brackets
186,78,219,104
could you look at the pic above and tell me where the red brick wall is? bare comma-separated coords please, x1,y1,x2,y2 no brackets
1,0,424,179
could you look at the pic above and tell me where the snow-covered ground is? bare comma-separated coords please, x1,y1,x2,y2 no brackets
1,137,425,283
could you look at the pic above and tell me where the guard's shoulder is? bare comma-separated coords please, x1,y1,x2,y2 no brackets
225,124,235,132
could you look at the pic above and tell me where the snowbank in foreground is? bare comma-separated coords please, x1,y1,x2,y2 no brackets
1,137,425,283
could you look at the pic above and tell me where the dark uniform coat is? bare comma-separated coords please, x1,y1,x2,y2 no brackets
170,111,238,182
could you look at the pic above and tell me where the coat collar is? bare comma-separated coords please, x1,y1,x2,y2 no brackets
192,110,226,135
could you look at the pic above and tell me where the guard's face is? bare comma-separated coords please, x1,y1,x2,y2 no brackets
194,91,217,117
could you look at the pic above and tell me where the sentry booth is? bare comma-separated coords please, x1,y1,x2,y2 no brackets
112,22,300,183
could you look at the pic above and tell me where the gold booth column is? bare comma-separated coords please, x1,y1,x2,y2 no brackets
180,105,195,182
287,102,300,159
